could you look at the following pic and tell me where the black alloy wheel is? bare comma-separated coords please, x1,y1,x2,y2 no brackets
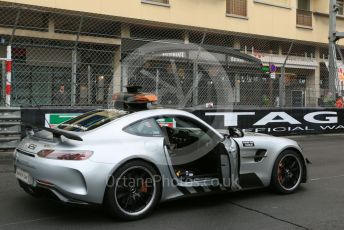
271,150,303,194
105,160,162,220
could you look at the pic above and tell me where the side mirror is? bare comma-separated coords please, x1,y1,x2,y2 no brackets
228,127,244,138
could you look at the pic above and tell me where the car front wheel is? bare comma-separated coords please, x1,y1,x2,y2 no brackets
270,150,303,194
105,160,162,220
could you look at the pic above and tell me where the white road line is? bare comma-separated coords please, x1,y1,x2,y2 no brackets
0,216,58,228
310,174,344,182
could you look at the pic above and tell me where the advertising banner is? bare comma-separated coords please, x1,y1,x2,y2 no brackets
21,107,344,136
45,113,81,128
192,108,344,136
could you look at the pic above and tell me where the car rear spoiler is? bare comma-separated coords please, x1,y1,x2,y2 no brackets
22,122,83,142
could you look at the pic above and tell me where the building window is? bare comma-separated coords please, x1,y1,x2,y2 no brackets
297,0,312,27
227,0,247,17
124,119,162,137
298,0,310,10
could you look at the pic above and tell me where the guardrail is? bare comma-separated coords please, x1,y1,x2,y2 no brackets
0,107,21,156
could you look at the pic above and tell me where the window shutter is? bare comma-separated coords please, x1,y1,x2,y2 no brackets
227,0,247,17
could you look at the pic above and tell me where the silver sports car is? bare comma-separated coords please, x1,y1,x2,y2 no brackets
14,109,308,220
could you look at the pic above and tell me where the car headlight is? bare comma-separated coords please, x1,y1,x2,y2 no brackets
37,149,93,160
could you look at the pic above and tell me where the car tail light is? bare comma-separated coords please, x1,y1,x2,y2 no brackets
37,149,93,160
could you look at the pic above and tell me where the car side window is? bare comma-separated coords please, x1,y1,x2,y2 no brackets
156,116,219,150
124,118,162,137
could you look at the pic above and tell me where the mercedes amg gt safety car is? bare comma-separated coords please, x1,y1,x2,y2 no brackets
14,107,308,220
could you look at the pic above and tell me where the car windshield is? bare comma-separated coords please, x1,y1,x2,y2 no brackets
57,110,129,132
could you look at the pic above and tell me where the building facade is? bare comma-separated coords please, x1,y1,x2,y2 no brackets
0,0,343,108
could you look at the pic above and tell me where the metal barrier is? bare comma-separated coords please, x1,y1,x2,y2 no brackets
0,107,21,151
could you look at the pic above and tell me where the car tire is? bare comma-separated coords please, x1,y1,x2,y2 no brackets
270,150,303,194
104,160,162,221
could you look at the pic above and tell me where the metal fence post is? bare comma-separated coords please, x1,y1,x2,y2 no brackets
113,47,122,95
279,41,294,107
329,0,338,97
279,66,285,107
71,16,83,106
87,65,92,105
1,61,5,105
6,8,20,107
192,31,206,107
192,61,199,106
71,49,77,106
5,45,12,107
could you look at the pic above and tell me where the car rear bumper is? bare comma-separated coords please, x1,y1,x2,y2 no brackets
14,149,113,204
17,179,92,205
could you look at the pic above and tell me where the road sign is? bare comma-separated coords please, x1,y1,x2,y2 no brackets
269,64,277,73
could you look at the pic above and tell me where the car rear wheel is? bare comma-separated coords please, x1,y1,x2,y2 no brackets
270,150,303,194
105,160,162,220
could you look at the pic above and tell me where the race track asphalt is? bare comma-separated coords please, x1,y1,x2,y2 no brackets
0,135,343,230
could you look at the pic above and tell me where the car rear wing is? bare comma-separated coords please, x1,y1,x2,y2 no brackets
22,122,83,142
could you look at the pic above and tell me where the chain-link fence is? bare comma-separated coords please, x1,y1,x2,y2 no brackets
121,39,264,109
9,38,116,107
0,3,119,108
0,3,341,109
